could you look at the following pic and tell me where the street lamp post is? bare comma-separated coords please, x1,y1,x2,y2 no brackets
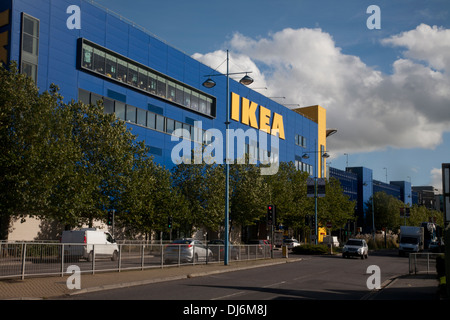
302,146,330,244
202,50,253,265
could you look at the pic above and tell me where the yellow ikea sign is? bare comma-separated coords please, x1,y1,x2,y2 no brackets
231,92,285,140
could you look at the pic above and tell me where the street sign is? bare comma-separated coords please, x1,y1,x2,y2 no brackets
326,221,332,228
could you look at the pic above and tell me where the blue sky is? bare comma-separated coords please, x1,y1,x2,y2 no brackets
94,0,450,190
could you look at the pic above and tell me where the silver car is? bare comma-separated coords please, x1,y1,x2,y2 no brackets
342,239,369,259
164,238,213,264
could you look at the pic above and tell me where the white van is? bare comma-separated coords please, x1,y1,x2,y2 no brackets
61,228,119,261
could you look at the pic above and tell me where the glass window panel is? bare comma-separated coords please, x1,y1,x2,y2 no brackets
23,16,38,36
191,91,199,111
115,101,125,120
117,59,127,83
128,64,138,87
22,33,37,54
183,88,191,108
90,93,102,105
166,118,175,134
199,95,207,114
175,121,182,131
147,112,156,129
105,54,117,79
138,69,148,90
167,81,176,102
175,84,184,105
157,76,166,98
78,89,90,104
183,123,192,140
137,108,147,126
126,105,137,123
206,97,212,116
82,44,93,69
156,114,165,132
21,61,37,82
103,98,114,114
148,73,157,94
93,48,105,74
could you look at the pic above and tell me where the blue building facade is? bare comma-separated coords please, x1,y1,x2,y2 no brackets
1,0,325,176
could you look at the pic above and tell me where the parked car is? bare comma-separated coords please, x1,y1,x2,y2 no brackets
208,239,239,260
164,238,213,264
60,228,119,262
342,239,368,259
283,238,300,250
247,239,271,254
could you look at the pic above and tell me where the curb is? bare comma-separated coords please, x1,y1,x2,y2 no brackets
69,258,302,297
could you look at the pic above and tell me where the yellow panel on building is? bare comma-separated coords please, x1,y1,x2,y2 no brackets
294,105,327,178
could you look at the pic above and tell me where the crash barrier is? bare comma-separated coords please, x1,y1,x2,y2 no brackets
0,242,277,280
408,252,441,275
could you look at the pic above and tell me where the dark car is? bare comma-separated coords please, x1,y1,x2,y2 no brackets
247,239,271,255
208,239,239,260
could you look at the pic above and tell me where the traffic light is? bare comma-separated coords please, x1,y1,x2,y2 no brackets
107,210,114,226
168,216,173,229
267,205,275,225
305,215,310,227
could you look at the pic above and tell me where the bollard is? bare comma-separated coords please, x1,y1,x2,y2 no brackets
282,245,288,258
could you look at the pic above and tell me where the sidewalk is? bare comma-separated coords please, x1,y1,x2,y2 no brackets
369,273,444,300
0,257,444,300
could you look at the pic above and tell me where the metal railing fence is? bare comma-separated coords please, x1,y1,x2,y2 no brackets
0,242,276,280
408,252,441,275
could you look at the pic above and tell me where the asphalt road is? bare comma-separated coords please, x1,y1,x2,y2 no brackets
65,250,409,300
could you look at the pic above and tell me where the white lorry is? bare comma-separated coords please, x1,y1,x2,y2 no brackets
61,228,119,261
398,226,424,256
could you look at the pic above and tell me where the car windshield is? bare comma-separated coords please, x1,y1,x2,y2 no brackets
346,240,363,246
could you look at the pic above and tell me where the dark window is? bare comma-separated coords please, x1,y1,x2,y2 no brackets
20,14,39,82
115,101,125,120
103,98,115,114
93,48,105,74
117,59,127,83
105,54,117,79
147,112,156,129
126,105,137,123
128,65,138,87
82,44,93,69
78,89,90,104
166,118,175,134
137,108,147,126
156,114,165,132
156,76,166,98
138,69,148,90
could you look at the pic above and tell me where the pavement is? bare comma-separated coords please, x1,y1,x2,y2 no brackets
0,257,445,300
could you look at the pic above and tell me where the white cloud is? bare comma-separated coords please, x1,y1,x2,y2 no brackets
192,25,450,154
430,167,443,193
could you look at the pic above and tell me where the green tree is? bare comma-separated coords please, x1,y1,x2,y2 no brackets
0,63,76,237
318,177,356,230
367,192,403,231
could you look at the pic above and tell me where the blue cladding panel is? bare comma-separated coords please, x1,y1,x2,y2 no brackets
9,0,321,172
